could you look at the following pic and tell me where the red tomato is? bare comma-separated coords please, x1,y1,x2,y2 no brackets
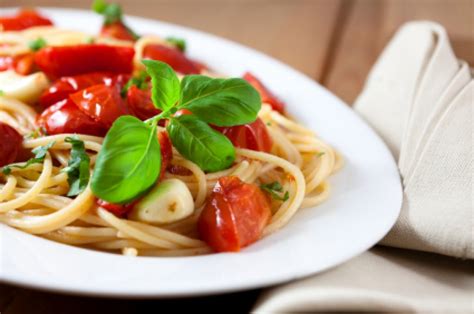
198,176,271,252
126,85,160,120
0,53,35,75
0,10,53,31
41,73,130,108
217,118,273,153
34,44,134,79
143,44,200,74
0,122,23,167
157,131,172,180
70,84,129,128
100,21,136,41
97,199,136,217
243,72,285,114
37,98,107,136
39,72,125,108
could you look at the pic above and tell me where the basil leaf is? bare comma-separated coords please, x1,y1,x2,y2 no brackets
178,75,261,127
166,37,186,52
91,116,161,203
2,141,55,175
260,181,289,201
28,38,47,51
62,136,91,197
142,60,180,111
167,115,235,172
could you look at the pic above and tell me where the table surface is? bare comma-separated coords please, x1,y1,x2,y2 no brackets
0,0,473,312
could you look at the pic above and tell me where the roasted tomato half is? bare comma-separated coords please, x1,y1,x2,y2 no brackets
198,176,271,252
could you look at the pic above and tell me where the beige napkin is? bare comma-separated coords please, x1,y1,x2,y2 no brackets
355,21,473,259
254,21,473,313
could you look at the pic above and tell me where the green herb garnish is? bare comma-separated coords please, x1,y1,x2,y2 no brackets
121,70,149,97
62,137,91,196
166,37,186,52
92,0,139,40
91,60,261,203
28,38,47,51
0,90,4,96
2,141,55,175
260,181,290,201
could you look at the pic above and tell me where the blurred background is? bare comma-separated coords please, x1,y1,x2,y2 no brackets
0,0,473,313
2,0,473,105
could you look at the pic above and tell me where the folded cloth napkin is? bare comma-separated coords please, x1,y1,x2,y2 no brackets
253,21,473,313
355,21,473,259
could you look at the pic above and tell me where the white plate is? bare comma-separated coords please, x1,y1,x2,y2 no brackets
0,8,402,297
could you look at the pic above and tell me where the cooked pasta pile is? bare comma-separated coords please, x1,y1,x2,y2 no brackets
0,25,342,257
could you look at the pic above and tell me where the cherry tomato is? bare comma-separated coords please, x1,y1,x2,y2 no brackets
198,176,271,252
34,44,135,79
0,10,53,31
217,118,272,153
97,199,136,217
100,21,136,41
0,122,23,167
143,44,200,74
126,85,160,120
37,98,107,136
157,131,172,180
243,72,285,114
70,84,129,128
39,72,130,108
0,53,35,75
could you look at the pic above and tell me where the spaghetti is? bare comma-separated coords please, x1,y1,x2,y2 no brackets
0,14,342,257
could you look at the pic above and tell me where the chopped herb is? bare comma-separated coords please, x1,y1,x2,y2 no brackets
260,181,289,202
166,37,186,52
1,141,55,175
121,70,149,97
266,121,272,126
92,0,122,24
62,136,91,196
86,37,95,44
317,152,325,158
0,90,4,96
25,127,46,139
28,37,47,51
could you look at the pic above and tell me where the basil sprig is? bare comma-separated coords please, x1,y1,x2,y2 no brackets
91,60,260,203
62,136,90,197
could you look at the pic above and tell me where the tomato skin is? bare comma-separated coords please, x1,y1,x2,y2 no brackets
96,199,136,217
37,98,107,136
157,131,172,180
100,22,136,41
0,122,23,167
217,118,272,153
34,44,135,79
0,53,35,75
243,72,285,114
198,176,272,252
126,85,160,120
39,72,126,108
70,84,129,128
0,10,53,31
143,44,200,74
